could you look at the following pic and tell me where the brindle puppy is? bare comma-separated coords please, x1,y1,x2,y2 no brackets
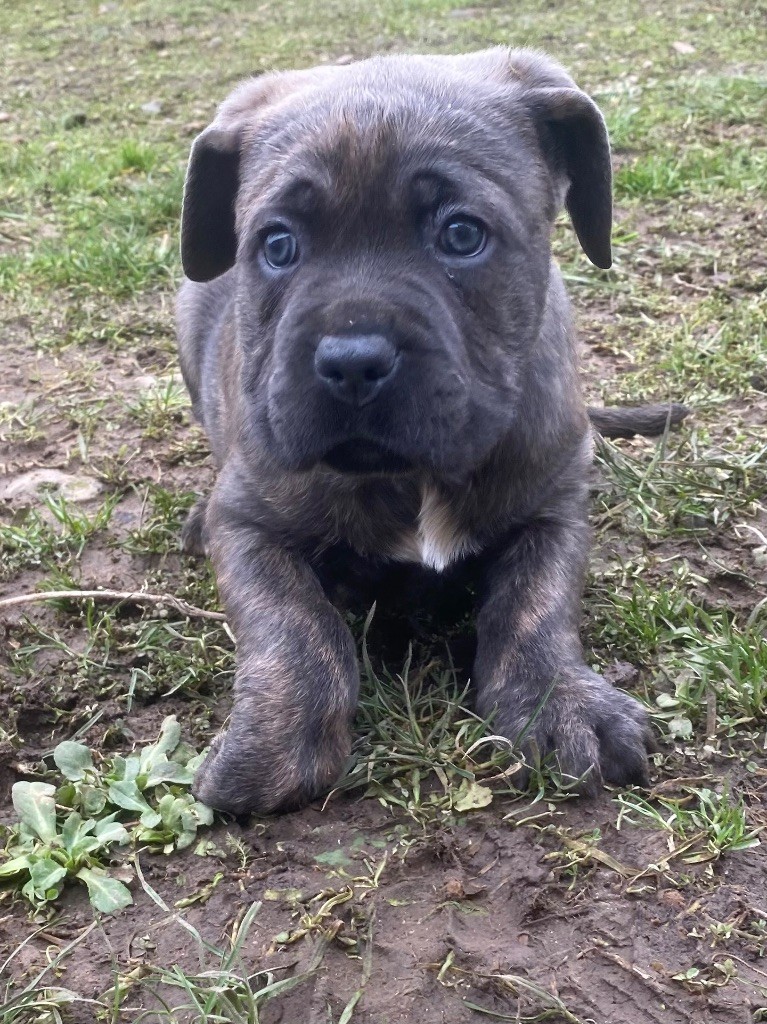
177,47,686,814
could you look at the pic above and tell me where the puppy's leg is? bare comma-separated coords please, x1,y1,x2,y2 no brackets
193,499,359,815
474,496,653,793
181,496,209,557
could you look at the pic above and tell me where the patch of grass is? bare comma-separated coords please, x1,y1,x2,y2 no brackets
126,614,233,702
588,564,767,736
334,635,518,822
0,492,118,579
616,785,761,861
7,600,232,719
616,143,767,200
594,429,767,540
123,485,197,554
334,615,587,821
0,398,49,445
0,133,182,300
0,922,100,1024
437,949,587,1023
615,292,767,403
127,375,190,440
107,880,330,1024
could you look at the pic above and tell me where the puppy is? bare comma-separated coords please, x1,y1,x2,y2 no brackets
176,47,685,814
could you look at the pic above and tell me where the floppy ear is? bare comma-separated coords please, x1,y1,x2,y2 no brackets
181,127,242,283
525,87,613,269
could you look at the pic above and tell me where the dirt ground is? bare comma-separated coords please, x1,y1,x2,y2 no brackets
1,1,766,1022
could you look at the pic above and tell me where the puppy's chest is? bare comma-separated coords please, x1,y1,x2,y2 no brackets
384,486,480,573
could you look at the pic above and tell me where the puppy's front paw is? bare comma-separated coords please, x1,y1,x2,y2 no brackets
499,671,654,793
192,725,348,816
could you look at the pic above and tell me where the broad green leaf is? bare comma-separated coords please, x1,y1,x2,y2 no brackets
0,853,36,878
182,800,213,830
454,780,493,812
13,823,38,850
175,830,196,851
136,828,170,845
106,754,140,785
27,856,67,896
186,751,208,773
140,717,181,775
144,761,194,787
171,740,197,765
79,784,108,817
12,782,58,843
53,741,94,782
157,792,182,826
123,754,142,782
107,780,160,826
157,715,181,753
105,754,127,782
192,801,214,826
61,811,89,855
95,814,130,846
77,868,133,913
57,782,77,808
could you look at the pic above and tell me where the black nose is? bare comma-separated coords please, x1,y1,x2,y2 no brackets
314,334,398,406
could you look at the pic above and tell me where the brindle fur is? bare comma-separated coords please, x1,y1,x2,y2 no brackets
177,47,684,814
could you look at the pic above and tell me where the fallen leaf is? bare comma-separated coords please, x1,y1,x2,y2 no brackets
454,780,493,812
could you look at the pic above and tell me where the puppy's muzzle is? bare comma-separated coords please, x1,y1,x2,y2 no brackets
314,333,399,407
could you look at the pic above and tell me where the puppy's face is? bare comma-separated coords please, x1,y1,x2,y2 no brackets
181,50,613,479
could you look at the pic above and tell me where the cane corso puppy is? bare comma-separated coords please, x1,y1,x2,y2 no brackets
176,47,686,814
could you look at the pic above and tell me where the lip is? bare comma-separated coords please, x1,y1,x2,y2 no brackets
321,439,414,475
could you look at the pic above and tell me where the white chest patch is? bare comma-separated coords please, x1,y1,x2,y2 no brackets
390,486,481,572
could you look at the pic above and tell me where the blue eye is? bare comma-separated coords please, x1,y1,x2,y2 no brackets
438,217,487,257
263,229,298,268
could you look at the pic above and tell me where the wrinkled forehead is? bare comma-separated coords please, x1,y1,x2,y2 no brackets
236,73,544,223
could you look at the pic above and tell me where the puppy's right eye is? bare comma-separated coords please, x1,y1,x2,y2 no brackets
263,229,298,269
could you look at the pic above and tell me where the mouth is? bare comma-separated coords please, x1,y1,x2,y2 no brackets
321,439,414,475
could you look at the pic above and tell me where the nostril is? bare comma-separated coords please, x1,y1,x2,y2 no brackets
363,366,384,383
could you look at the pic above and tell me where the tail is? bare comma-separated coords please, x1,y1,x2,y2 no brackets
587,403,690,439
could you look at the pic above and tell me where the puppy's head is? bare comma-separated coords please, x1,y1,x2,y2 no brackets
181,48,612,478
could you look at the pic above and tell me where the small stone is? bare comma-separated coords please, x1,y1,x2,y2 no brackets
140,100,162,116
672,41,696,54
3,469,102,504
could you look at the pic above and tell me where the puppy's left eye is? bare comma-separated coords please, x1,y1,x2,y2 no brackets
438,217,487,258
263,229,298,269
